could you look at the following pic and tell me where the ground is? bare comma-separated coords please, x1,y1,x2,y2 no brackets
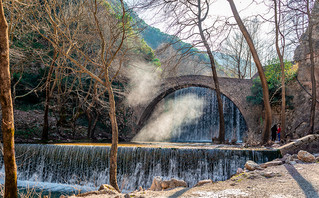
70,163,319,198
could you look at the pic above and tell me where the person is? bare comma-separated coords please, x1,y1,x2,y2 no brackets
271,124,277,141
277,124,281,141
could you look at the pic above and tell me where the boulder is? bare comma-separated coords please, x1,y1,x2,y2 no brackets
260,171,275,178
260,160,283,168
150,177,187,191
245,160,262,171
194,179,213,187
161,181,170,189
98,184,116,191
168,178,187,189
149,176,162,191
124,194,130,198
298,150,316,163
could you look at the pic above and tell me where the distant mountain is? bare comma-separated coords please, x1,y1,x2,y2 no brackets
110,0,236,77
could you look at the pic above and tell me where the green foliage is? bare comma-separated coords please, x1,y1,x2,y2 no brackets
247,59,297,109
265,59,297,87
246,78,264,105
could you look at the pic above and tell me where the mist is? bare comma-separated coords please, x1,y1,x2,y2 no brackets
126,61,162,107
132,94,206,142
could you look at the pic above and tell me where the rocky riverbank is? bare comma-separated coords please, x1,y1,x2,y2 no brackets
66,150,319,198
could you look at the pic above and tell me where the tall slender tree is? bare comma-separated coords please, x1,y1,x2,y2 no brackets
274,0,286,141
0,0,18,197
228,0,272,144
135,0,226,142
196,0,225,142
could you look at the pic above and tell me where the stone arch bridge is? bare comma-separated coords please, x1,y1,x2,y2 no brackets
134,75,262,135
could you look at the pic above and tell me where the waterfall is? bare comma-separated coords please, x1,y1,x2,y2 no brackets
161,87,247,142
0,144,279,192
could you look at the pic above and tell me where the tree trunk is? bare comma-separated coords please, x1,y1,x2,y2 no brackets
87,110,92,139
228,0,272,144
274,0,286,141
307,0,316,134
107,80,120,192
90,113,99,139
197,0,225,143
0,1,18,197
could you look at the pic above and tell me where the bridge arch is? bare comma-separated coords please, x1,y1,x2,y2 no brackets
135,75,262,135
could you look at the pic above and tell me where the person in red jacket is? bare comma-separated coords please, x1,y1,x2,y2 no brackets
277,124,281,141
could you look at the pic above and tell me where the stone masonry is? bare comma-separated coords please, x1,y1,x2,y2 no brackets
133,75,262,136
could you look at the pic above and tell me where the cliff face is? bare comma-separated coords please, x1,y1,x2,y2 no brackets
293,2,319,97
282,2,319,138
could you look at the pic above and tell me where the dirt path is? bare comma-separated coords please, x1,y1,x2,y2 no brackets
70,163,319,198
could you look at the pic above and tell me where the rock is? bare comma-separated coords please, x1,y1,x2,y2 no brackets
260,172,275,178
138,186,143,191
98,184,116,191
272,143,280,148
168,178,187,189
194,179,213,187
150,177,187,191
288,161,297,165
245,160,263,171
161,181,170,189
124,194,130,198
149,176,162,191
282,154,292,163
292,154,299,159
236,168,244,174
260,160,283,168
298,150,316,163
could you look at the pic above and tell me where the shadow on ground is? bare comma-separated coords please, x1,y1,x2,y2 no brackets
284,164,319,198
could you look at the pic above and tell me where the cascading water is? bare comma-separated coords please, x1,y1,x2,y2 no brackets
139,87,247,143
0,144,279,193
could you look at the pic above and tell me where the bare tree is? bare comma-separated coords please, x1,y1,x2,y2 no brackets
0,0,18,197
135,0,227,142
221,18,265,79
196,0,225,142
19,0,131,191
227,0,272,145
273,0,287,141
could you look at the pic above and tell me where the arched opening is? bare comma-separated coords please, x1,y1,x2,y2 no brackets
135,86,248,143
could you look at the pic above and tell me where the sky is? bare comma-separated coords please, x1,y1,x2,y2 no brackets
126,0,272,32
125,0,299,61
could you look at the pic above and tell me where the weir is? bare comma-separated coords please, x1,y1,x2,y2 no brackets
0,144,279,192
